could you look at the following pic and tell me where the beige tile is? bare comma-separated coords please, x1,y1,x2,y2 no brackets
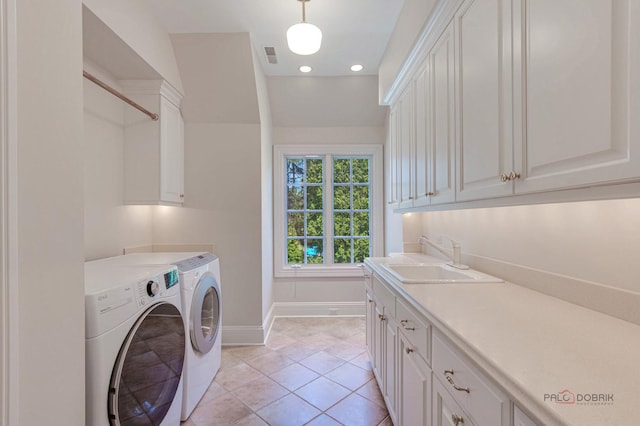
326,393,388,426
220,349,244,371
269,362,319,391
349,352,373,371
377,416,394,426
305,414,344,426
245,350,295,375
295,377,351,411
299,351,345,375
355,378,386,408
256,393,321,426
324,341,366,361
197,381,227,406
189,393,252,426
233,414,269,426
180,418,196,426
324,362,373,390
297,332,342,348
214,363,264,391
277,342,320,362
266,331,299,350
224,345,274,361
232,375,289,411
345,331,367,347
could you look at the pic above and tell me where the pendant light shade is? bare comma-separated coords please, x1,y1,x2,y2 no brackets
287,0,322,55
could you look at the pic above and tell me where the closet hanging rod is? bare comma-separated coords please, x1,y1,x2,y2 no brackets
83,70,159,121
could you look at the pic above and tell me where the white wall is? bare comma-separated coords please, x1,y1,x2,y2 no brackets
83,61,154,260
15,0,85,423
82,0,183,93
272,126,385,313
252,38,275,325
400,198,640,323
152,123,264,330
378,0,438,103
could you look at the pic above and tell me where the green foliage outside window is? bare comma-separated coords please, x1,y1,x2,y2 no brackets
286,155,371,265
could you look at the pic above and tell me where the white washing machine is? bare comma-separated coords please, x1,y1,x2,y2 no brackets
119,252,222,420
85,261,185,426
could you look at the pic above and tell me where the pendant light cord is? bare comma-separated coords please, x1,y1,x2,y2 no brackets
301,0,307,23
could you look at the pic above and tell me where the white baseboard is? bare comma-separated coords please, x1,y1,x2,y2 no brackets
271,301,365,317
221,302,365,346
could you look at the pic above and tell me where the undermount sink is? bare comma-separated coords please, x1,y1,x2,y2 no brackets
380,263,503,284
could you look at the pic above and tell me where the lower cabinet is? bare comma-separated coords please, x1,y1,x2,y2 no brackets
365,268,540,426
399,332,431,426
433,376,475,426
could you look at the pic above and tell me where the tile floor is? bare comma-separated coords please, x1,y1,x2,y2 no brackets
181,317,391,426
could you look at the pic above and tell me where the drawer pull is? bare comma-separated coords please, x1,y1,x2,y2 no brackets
452,414,464,425
400,319,408,324
444,370,470,393
367,299,373,303
403,326,415,331
405,347,414,354
378,314,386,321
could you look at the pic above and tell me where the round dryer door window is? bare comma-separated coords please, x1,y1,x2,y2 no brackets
190,274,221,354
108,302,185,426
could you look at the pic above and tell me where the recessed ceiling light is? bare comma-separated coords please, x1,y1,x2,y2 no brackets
350,64,364,72
299,65,312,73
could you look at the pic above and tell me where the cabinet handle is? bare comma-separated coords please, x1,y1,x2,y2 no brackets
378,314,386,321
400,319,408,324
509,171,521,181
499,173,509,183
180,194,185,198
404,326,415,331
426,192,434,196
452,414,464,425
405,347,414,354
445,372,470,393
367,299,373,303
408,196,414,199
500,171,521,183
387,201,396,204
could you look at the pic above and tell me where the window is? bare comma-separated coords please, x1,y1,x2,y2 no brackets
274,145,383,277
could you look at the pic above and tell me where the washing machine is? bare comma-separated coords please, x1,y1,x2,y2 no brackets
85,261,185,426
119,252,222,420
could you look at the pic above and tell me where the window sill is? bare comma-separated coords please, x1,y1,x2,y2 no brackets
275,264,368,279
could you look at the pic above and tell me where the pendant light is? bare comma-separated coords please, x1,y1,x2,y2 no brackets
287,0,322,55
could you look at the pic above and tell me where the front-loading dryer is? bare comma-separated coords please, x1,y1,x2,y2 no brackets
118,252,222,420
85,261,185,426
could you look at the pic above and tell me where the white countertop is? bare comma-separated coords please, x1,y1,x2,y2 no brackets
365,254,640,426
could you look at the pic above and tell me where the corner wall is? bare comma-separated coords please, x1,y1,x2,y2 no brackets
16,0,85,423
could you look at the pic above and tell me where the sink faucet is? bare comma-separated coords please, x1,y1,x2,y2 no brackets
418,235,469,270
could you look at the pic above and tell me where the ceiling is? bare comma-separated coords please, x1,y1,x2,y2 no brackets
140,0,406,77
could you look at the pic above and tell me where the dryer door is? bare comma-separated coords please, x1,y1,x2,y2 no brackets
108,302,185,426
190,273,221,354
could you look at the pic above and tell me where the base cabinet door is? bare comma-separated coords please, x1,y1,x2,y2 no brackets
384,316,398,423
399,333,431,426
365,290,376,361
433,377,475,426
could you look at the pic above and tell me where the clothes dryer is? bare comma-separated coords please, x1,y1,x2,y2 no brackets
120,252,222,420
85,261,185,426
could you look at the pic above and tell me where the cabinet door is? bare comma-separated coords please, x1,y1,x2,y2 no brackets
373,304,385,383
383,316,398,423
455,0,514,201
429,20,456,205
365,290,376,361
387,106,400,206
160,98,184,203
513,0,640,193
399,333,431,426
399,84,416,208
414,59,431,207
513,405,537,426
433,377,475,426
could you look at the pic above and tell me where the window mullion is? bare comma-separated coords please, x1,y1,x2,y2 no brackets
324,154,334,265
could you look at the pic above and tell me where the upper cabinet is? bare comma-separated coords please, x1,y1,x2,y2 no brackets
121,80,184,205
512,0,640,194
385,0,640,211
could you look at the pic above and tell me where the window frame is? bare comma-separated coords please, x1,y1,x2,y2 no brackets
274,144,384,278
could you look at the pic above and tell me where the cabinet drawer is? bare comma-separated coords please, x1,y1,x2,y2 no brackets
432,333,508,426
396,298,431,365
373,274,396,318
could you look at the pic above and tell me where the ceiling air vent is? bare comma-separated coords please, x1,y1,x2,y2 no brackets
264,46,278,64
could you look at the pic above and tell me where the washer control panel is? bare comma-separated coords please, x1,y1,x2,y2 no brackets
173,252,217,272
135,267,179,307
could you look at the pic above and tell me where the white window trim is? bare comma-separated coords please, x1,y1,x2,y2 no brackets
274,144,384,278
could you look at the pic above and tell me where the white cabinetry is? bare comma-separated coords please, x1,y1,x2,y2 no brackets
433,374,475,426
513,405,537,426
386,0,640,210
455,0,514,201
399,331,431,426
512,0,640,194
122,80,184,205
